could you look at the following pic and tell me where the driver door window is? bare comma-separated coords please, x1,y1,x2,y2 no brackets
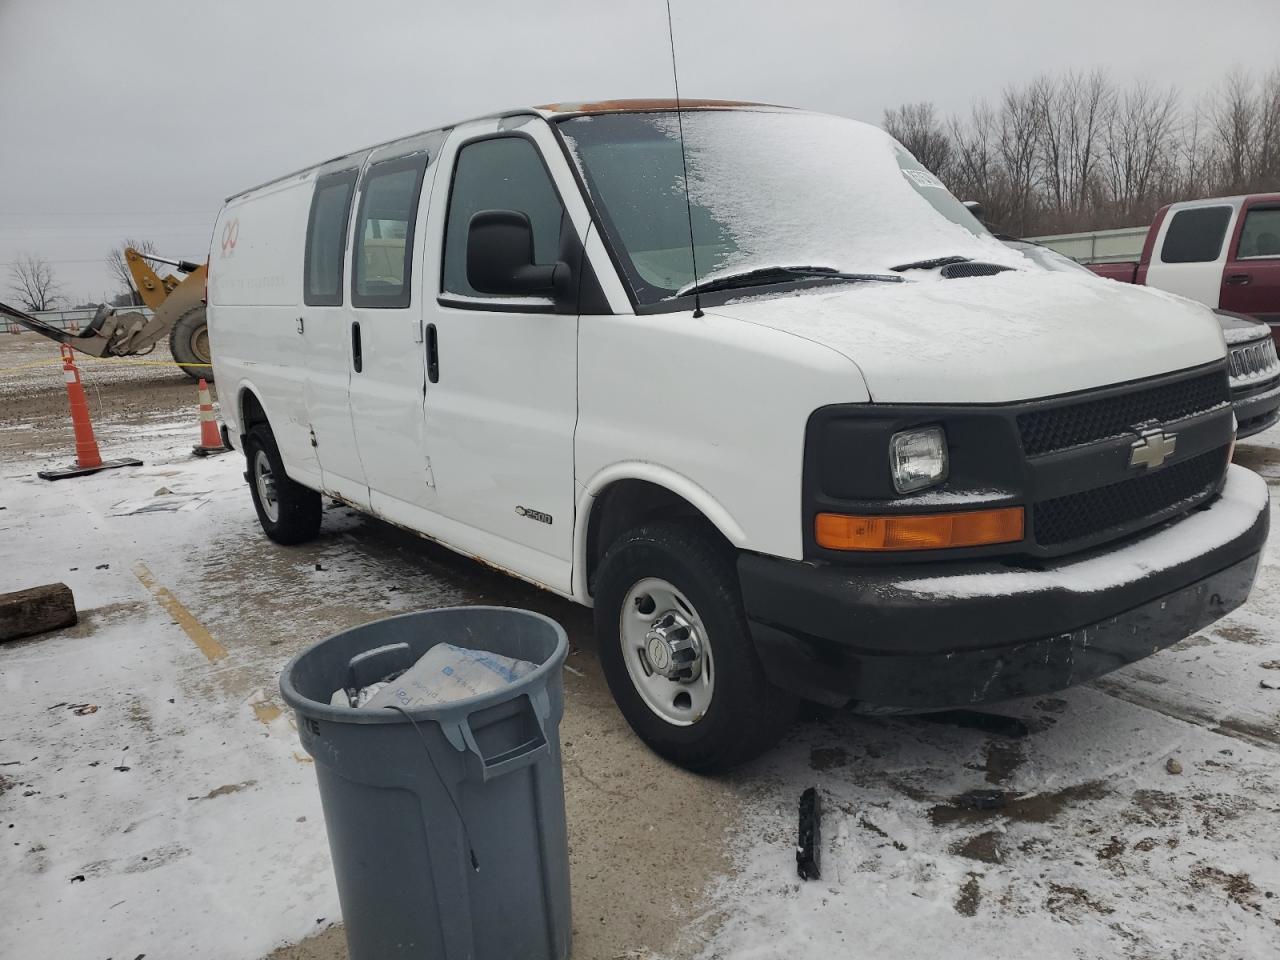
441,137,564,299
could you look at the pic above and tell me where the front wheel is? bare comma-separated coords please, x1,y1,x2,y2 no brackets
593,521,798,772
244,425,321,545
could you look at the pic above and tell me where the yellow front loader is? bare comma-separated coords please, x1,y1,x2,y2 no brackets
0,247,211,380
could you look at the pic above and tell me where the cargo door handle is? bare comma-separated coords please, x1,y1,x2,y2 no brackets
1226,273,1252,286
426,323,439,383
351,321,362,372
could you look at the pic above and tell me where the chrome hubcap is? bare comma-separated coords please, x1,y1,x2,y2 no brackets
620,578,713,726
645,611,703,681
254,450,280,524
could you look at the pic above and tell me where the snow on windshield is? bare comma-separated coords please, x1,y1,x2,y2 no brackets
559,109,1024,303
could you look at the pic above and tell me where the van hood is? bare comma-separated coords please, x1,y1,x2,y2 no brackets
708,270,1226,404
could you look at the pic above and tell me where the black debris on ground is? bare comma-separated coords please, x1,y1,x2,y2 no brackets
797,787,822,881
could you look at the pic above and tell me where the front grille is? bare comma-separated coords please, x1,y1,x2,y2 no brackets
1018,370,1228,456
1229,337,1280,383
1033,446,1227,547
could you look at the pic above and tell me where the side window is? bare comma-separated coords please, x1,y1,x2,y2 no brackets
1160,206,1232,264
1238,207,1280,259
303,170,357,306
442,137,564,298
352,154,428,309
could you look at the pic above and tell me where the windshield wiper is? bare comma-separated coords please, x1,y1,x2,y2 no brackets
891,255,972,272
678,265,904,297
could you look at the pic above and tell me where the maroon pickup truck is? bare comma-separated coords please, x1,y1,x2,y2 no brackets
1086,194,1280,342
1006,235,1280,440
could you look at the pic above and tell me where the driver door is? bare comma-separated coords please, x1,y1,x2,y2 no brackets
418,118,583,593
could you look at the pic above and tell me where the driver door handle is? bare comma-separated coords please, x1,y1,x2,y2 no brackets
1226,273,1252,286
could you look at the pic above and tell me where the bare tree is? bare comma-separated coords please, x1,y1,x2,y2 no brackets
883,101,953,178
1210,69,1258,194
105,238,163,306
997,85,1043,236
1101,82,1180,226
1256,68,1280,189
1034,71,1111,230
948,102,1002,218
881,67,1280,239
7,254,63,312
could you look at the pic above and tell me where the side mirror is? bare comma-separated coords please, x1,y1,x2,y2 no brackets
963,200,985,222
466,209,563,297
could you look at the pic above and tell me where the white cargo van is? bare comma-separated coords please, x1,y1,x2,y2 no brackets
209,100,1269,771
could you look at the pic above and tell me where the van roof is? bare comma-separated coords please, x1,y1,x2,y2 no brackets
224,99,789,203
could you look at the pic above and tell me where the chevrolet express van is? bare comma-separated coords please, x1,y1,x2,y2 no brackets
209,100,1270,771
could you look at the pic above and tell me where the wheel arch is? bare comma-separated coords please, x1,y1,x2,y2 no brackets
236,382,270,445
573,463,748,604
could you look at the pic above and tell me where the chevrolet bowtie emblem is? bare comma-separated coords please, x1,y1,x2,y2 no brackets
1129,426,1177,470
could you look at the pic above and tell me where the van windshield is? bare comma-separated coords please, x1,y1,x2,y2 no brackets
558,109,1002,306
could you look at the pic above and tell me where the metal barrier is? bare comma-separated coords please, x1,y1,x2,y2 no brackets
1027,225,1149,264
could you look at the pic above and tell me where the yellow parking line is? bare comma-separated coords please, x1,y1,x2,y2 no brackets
133,562,228,663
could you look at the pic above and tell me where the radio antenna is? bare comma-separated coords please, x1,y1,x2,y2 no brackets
665,0,703,318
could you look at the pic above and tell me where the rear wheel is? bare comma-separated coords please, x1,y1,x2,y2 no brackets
244,425,321,545
593,521,798,771
170,305,211,381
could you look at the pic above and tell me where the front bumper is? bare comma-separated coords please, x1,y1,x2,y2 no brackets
1231,376,1280,439
740,465,1270,711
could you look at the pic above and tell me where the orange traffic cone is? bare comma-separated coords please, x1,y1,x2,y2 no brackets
192,378,227,457
38,345,142,480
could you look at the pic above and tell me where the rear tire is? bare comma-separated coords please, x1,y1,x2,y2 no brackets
244,425,321,545
593,521,798,772
170,305,211,381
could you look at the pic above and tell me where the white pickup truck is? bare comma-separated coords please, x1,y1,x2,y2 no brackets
208,100,1269,770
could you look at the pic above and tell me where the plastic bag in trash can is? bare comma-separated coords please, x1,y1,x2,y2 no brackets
329,682,390,708
363,643,537,709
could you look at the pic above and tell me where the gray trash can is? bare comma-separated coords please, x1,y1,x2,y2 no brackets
280,606,571,960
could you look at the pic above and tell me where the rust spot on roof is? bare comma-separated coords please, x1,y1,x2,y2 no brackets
537,97,784,115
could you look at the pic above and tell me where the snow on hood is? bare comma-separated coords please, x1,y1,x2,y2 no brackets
711,269,1226,404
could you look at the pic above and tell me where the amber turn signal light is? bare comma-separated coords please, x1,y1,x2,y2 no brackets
815,507,1025,551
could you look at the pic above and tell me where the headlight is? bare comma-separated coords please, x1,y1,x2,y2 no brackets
890,426,948,493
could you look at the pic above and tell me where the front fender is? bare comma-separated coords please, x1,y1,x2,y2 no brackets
571,461,750,603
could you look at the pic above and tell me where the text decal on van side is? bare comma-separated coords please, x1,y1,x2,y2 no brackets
515,506,553,525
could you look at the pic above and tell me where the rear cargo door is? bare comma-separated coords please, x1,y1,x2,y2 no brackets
1220,199,1280,333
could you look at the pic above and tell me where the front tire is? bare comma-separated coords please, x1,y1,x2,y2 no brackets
593,521,798,772
244,425,321,545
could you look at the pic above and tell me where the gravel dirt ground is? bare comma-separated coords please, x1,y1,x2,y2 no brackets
4,330,1280,959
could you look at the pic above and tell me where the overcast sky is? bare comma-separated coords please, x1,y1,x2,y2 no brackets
1,0,1276,305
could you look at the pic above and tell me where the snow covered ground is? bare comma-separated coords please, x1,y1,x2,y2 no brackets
694,432,1280,959
3,370,1280,958
0,428,341,959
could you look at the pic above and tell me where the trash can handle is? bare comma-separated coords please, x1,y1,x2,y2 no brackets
345,642,412,692
441,688,553,782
